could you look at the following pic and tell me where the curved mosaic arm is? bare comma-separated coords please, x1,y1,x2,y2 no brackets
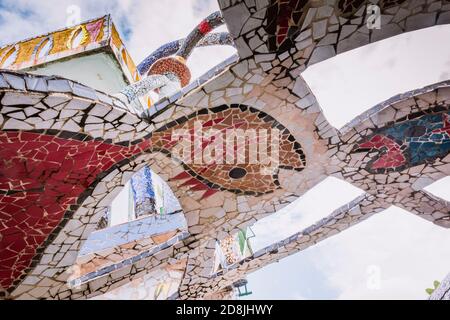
175,11,225,60
0,70,158,298
118,11,229,105
137,32,234,75
394,191,450,228
330,80,450,216
115,74,171,104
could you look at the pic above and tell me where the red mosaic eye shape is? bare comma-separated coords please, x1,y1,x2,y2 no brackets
152,104,305,196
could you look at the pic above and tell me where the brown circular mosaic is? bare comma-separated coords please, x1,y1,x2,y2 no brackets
147,56,191,87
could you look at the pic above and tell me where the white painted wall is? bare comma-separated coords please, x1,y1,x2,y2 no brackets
26,52,129,95
109,181,134,226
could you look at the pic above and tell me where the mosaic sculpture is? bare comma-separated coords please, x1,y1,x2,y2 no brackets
137,32,234,75
118,11,228,103
0,0,449,300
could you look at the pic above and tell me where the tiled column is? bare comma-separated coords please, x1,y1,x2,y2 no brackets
131,165,156,218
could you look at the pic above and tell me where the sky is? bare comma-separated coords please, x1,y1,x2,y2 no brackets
0,0,449,300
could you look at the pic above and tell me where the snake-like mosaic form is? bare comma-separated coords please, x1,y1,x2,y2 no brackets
137,32,234,75
118,11,229,103
0,0,450,299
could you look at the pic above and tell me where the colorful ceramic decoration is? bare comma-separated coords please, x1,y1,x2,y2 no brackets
152,104,305,197
85,19,104,43
137,32,234,75
0,0,449,301
354,111,450,173
265,0,308,52
0,44,19,68
0,129,151,290
175,11,225,60
122,11,227,104
0,16,138,87
66,25,89,49
32,36,54,60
